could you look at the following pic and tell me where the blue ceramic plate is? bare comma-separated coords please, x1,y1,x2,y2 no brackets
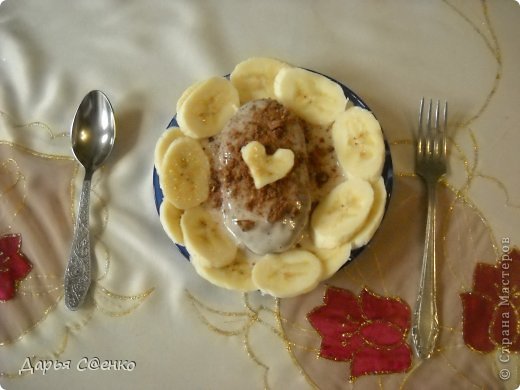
153,72,393,262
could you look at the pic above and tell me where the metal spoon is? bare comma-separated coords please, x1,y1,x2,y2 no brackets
64,90,116,310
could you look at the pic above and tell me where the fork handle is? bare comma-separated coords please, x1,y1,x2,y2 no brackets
411,180,440,359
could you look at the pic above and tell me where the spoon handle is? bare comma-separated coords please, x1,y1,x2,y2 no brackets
64,175,92,310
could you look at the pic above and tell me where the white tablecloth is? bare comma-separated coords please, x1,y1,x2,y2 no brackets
1,0,519,389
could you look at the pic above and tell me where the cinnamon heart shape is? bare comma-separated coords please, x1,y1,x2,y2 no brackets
241,141,294,189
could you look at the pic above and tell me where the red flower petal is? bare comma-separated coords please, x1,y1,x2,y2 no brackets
473,263,500,300
360,288,411,332
350,343,412,379
319,332,364,361
0,271,15,301
8,251,32,280
461,292,495,352
308,287,363,337
0,233,22,254
0,234,31,280
323,287,364,321
0,234,32,302
308,288,365,361
360,321,404,347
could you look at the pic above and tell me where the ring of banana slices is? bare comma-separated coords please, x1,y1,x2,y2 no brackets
154,57,391,298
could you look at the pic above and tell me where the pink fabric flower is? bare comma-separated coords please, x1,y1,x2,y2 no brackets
307,286,412,380
0,233,32,301
460,248,520,352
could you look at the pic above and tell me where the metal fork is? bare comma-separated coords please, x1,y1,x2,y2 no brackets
411,98,447,359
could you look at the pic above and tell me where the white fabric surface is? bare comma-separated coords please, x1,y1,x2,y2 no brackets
0,0,519,389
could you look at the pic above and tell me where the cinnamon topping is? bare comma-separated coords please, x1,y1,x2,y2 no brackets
218,99,309,227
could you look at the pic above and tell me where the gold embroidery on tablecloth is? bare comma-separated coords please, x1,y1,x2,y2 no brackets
442,0,497,57
449,129,478,190
440,182,497,292
402,347,486,389
1,113,113,282
16,274,61,297
182,1,513,387
442,0,502,129
0,119,154,379
277,311,317,335
0,110,68,140
0,143,74,349
340,266,365,286
1,282,153,377
93,284,155,317
186,290,254,336
0,310,95,379
186,290,274,388
368,246,390,297
274,299,321,389
443,179,499,257
474,173,520,209
345,259,370,288
0,158,27,232
392,133,499,294
0,140,72,160
438,350,484,389
398,350,483,390
185,143,505,385
400,4,506,387
0,296,62,347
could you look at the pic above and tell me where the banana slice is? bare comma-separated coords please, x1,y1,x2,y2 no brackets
351,177,387,249
252,249,322,298
181,206,237,268
241,141,295,189
160,137,210,210
191,249,256,292
177,77,240,139
311,177,374,249
159,200,184,245
230,57,291,104
299,231,352,281
154,127,184,176
176,80,204,114
332,106,385,182
274,67,347,126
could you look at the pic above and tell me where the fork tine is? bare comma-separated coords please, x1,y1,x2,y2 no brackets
426,99,433,156
434,100,441,156
417,97,425,157
442,101,448,158
434,100,440,131
434,101,447,159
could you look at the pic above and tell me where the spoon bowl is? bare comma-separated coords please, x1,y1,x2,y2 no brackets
71,91,116,174
64,90,116,310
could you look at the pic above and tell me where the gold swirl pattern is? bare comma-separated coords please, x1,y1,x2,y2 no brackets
0,110,154,379
179,1,519,388
0,0,517,388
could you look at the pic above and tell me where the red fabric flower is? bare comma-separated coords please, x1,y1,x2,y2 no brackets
461,248,520,352
307,286,412,380
0,233,32,301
